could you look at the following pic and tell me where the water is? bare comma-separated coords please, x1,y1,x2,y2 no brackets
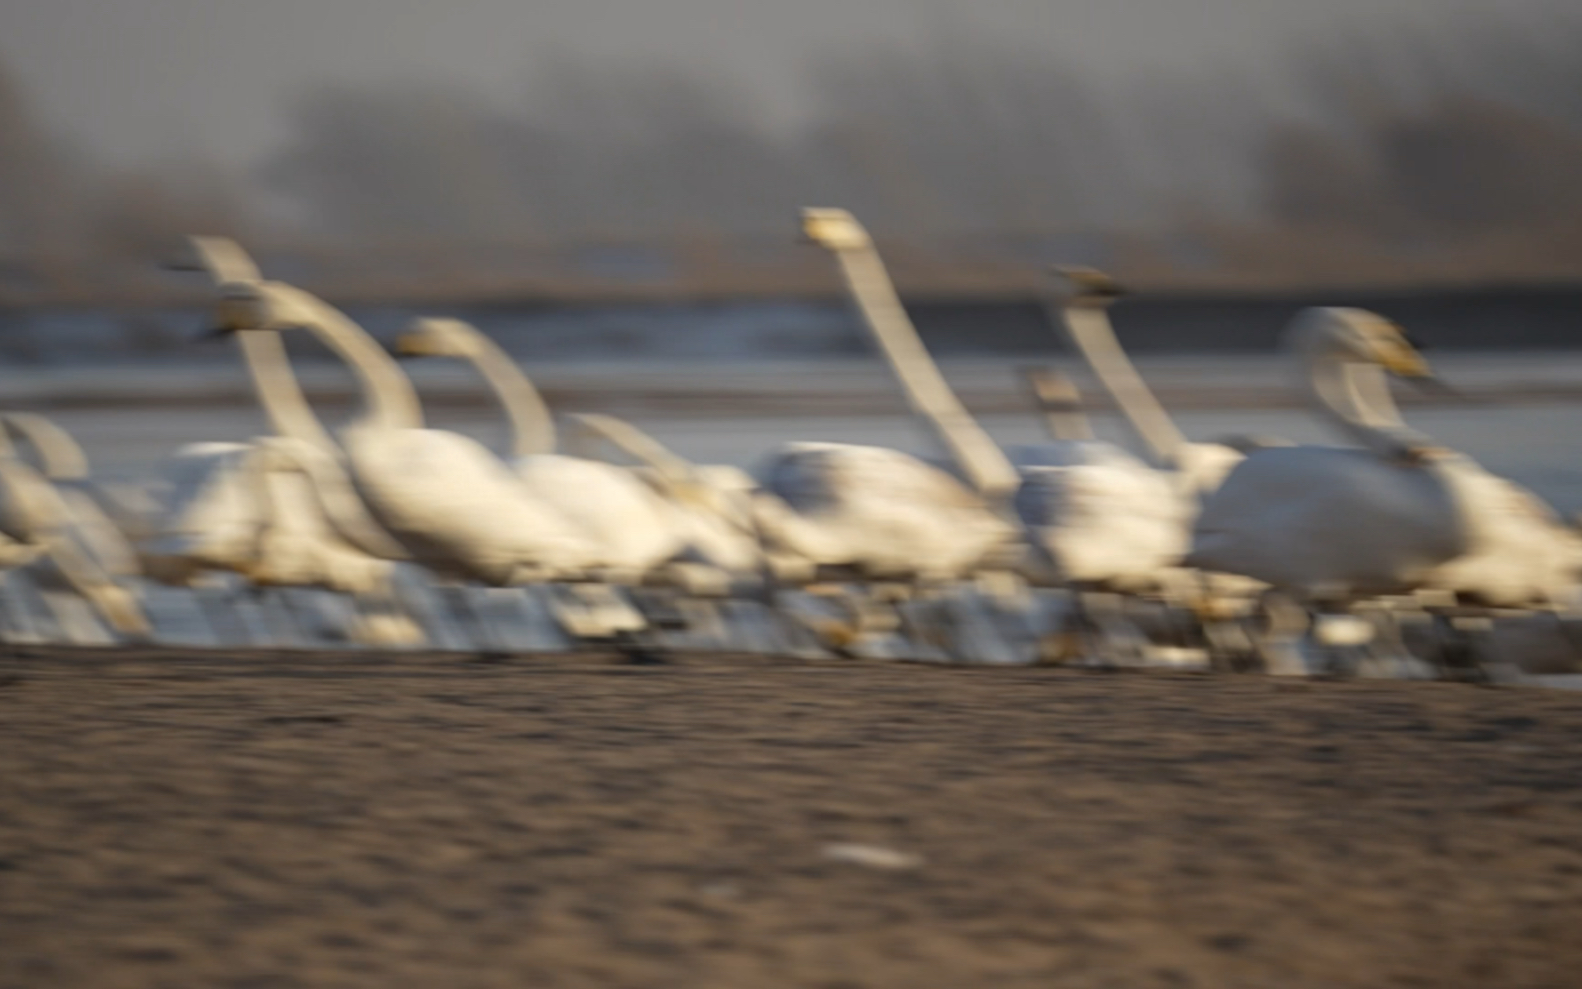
52,396,1582,517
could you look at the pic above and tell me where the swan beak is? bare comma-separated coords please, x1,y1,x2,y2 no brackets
391,333,428,358
1048,265,1125,305
1378,343,1433,379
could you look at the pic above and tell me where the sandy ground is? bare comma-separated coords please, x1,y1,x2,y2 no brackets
3,648,1582,989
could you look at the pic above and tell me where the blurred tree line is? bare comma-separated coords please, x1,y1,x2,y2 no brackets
2,9,1580,301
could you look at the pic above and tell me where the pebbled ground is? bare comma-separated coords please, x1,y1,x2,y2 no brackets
2,647,1581,989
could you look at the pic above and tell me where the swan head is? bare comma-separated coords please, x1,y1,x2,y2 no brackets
394,317,481,359
1285,307,1433,379
166,236,262,284
1048,265,1125,307
800,207,872,251
211,280,277,332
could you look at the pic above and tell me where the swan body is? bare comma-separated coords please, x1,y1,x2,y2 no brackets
512,455,684,576
1189,308,1582,608
335,423,599,583
0,448,149,638
0,413,143,578
561,413,765,576
753,441,1016,580
143,436,424,645
141,442,263,584
395,318,684,577
1008,381,1196,587
1009,441,1190,587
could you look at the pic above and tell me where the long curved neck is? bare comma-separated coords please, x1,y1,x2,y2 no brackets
266,284,424,433
828,245,1021,500
562,413,694,484
456,334,556,457
236,330,340,451
1056,303,1185,469
1306,349,1429,458
0,414,89,480
1023,369,1093,442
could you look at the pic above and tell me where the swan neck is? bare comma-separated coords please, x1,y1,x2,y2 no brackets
1,414,89,480
271,284,424,432
251,439,410,561
830,246,1020,499
1307,349,1428,457
457,334,556,457
236,330,340,451
1058,305,1184,468
563,414,693,483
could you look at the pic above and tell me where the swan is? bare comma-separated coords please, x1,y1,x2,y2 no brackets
0,413,145,579
138,369,427,646
787,208,1019,581
1189,307,1582,610
1014,367,1188,584
186,240,606,587
393,317,685,579
0,427,150,640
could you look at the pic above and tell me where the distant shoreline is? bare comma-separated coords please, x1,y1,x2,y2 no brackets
1,282,1580,368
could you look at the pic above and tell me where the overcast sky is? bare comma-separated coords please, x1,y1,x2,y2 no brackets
0,0,1558,170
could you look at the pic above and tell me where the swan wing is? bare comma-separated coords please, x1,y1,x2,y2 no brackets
1015,459,1189,585
513,454,685,573
757,442,1013,578
1423,455,1582,607
345,428,601,583
1189,446,1463,597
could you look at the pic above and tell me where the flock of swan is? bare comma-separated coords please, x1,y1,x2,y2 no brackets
2,208,1579,681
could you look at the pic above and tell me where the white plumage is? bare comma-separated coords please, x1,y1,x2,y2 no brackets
1190,307,1582,608
395,317,685,578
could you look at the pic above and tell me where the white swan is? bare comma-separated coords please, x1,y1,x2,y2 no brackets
785,208,1018,582
191,243,605,586
1189,307,1582,609
394,317,684,578
0,413,144,579
1016,368,1185,579
0,427,150,639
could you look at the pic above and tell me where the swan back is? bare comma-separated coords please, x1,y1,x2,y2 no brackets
1419,453,1582,607
512,454,686,573
342,425,602,583
141,443,264,582
754,441,1014,579
1010,442,1189,586
1190,446,1466,599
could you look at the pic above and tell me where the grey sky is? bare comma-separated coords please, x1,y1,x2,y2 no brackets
0,0,1555,170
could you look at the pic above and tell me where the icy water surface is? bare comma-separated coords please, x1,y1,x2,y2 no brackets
49,399,1582,516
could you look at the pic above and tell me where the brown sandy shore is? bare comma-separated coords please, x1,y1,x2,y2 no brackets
3,648,1582,989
